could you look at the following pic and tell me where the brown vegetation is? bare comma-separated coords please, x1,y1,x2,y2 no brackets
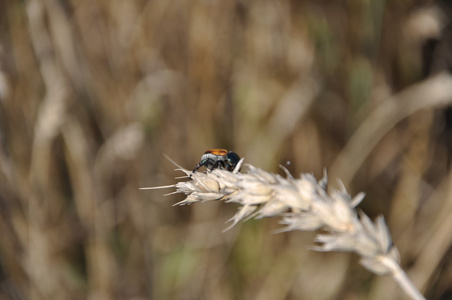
0,0,451,299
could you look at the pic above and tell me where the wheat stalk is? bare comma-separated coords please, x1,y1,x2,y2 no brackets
141,158,426,300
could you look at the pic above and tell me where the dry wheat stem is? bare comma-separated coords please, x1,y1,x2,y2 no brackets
141,159,425,300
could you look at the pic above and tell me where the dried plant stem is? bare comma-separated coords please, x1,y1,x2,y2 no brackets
379,256,426,300
142,160,426,300
331,72,452,186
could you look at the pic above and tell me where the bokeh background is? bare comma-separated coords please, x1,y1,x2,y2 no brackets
1,0,452,299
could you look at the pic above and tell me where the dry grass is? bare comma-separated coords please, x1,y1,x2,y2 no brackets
1,0,452,299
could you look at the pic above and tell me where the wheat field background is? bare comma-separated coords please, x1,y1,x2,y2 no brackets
0,0,451,299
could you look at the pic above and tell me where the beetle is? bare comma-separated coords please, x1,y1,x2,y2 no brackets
192,149,241,173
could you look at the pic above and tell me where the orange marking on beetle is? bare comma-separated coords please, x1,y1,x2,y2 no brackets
205,149,229,156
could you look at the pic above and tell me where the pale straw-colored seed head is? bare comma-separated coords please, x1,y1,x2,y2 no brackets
146,162,398,260
141,159,424,300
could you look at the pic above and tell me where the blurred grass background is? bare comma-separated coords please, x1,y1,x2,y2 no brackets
1,0,452,299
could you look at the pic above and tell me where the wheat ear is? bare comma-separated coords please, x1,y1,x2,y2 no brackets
141,159,425,300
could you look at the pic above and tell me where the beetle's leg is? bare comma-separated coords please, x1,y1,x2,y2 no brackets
200,158,213,171
214,160,228,170
192,163,202,173
193,159,209,173
220,161,228,170
210,160,219,170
